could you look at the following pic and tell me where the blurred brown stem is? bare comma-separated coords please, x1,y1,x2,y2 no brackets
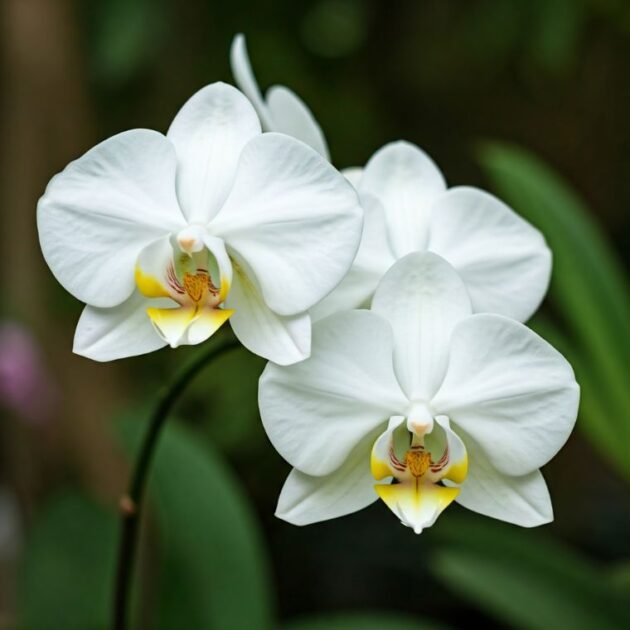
113,335,239,630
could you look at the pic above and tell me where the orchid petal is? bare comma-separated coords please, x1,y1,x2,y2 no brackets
259,310,407,476
37,130,184,308
455,430,553,526
230,34,275,130
167,82,261,224
428,187,552,322
371,252,472,401
359,141,446,258
73,292,168,361
432,314,579,476
212,132,362,316
266,86,330,159
275,428,383,526
341,167,363,187
225,256,310,365
375,480,459,535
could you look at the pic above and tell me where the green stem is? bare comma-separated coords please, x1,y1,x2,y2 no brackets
112,334,240,630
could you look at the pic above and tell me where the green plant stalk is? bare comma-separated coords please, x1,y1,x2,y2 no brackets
113,334,240,630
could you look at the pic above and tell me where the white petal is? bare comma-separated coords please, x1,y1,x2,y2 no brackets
310,193,395,321
455,431,553,527
259,310,408,476
342,167,363,187
359,141,446,258
225,256,310,365
276,429,382,526
427,187,552,322
73,292,169,361
432,314,580,476
212,133,363,316
371,252,472,402
37,130,184,308
230,34,275,130
266,86,330,159
167,82,261,223
135,236,179,300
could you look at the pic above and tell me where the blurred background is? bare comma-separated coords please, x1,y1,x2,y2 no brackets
1,0,629,628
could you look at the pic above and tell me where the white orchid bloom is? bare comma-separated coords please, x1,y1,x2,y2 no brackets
230,34,330,160
313,141,552,323
37,82,362,365
260,253,579,533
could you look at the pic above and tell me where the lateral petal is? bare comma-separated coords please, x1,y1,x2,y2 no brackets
37,130,184,308
427,186,551,322
212,133,362,316
259,310,408,477
432,314,579,476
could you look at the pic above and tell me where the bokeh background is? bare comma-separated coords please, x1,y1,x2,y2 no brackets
1,0,629,628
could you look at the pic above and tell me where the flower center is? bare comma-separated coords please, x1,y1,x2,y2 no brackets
404,448,432,477
182,270,216,304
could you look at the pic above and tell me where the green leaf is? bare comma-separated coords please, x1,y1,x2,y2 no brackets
17,490,117,630
121,419,274,630
285,612,446,630
478,142,630,477
431,515,630,630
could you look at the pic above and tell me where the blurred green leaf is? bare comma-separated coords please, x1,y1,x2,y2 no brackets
285,612,445,630
121,419,274,630
478,142,630,479
18,491,117,630
431,515,630,630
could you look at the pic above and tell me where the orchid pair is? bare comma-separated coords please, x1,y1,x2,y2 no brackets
37,35,579,534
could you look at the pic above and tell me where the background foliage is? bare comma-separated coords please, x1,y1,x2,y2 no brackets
1,0,629,628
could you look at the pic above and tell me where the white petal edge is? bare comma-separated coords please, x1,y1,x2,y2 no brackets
212,132,362,316
167,82,261,223
73,291,169,361
276,427,385,526
432,314,580,476
359,141,446,258
225,255,310,365
371,252,472,402
259,310,408,476
266,86,330,159
230,34,275,130
427,186,552,322
37,129,185,308
455,430,554,527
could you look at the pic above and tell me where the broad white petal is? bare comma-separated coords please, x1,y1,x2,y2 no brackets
427,187,552,322
259,310,408,476
432,314,580,476
276,428,383,526
230,34,275,130
37,130,184,308
73,292,169,361
311,193,395,321
266,86,329,159
167,82,261,223
212,133,362,316
455,432,553,527
359,141,446,258
371,252,472,402
342,167,363,187
226,257,310,365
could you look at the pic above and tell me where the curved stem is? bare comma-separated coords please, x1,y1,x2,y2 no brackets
112,334,240,630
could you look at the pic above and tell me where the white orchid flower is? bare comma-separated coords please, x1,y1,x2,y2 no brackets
37,82,362,365
313,141,552,323
259,252,579,533
230,34,330,160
